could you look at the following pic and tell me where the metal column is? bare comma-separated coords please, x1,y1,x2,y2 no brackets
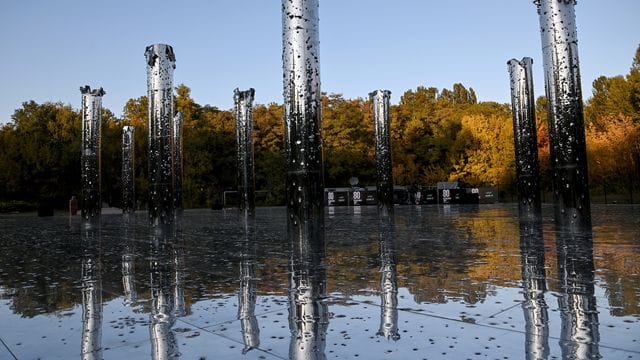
508,58,541,215
122,126,135,214
80,86,105,220
234,88,256,214
370,90,394,212
173,112,183,211
534,0,590,227
145,44,176,226
282,0,324,225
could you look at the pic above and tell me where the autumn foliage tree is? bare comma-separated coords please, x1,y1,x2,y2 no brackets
584,45,640,201
1,46,639,208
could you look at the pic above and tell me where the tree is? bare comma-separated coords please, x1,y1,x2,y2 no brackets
453,83,471,105
175,84,201,125
535,96,552,196
254,103,285,204
183,106,236,207
468,87,478,104
449,110,515,189
322,94,375,187
100,108,123,207
627,45,640,123
122,96,149,207
586,114,640,201
6,58,640,209
0,101,81,207
585,75,633,128
582,45,640,200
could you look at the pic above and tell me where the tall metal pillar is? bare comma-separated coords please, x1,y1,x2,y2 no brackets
508,58,541,216
122,126,136,214
145,44,176,226
173,112,183,211
80,86,105,220
234,88,256,214
282,0,324,225
370,90,394,212
534,0,590,227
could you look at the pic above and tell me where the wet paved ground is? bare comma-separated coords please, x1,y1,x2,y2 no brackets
0,204,639,359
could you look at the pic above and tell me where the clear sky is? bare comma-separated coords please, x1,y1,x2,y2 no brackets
1,1,638,123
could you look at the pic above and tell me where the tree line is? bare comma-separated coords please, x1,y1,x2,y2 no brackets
1,46,638,209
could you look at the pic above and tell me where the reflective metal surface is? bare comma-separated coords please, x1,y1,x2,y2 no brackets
234,88,256,214
121,217,137,306
288,208,327,360
282,0,324,224
508,58,541,216
238,217,260,353
518,216,549,359
1,204,638,359
534,0,590,227
172,113,183,211
555,223,600,359
80,86,105,220
370,90,394,212
80,219,102,360
149,225,183,360
377,214,399,341
145,44,176,226
122,126,135,214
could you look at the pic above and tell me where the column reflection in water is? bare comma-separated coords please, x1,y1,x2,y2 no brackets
145,44,176,226
122,126,136,214
288,211,328,360
81,219,103,360
370,90,394,212
234,88,256,214
122,215,137,305
534,0,590,227
172,220,186,319
149,224,184,359
282,0,324,223
508,58,541,215
238,216,260,353
173,112,183,211
518,216,549,359
555,224,600,359
80,86,105,220
377,213,399,340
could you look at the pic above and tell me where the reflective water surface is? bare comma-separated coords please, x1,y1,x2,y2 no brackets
0,204,639,359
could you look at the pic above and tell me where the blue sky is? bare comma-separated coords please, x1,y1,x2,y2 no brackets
1,1,638,123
